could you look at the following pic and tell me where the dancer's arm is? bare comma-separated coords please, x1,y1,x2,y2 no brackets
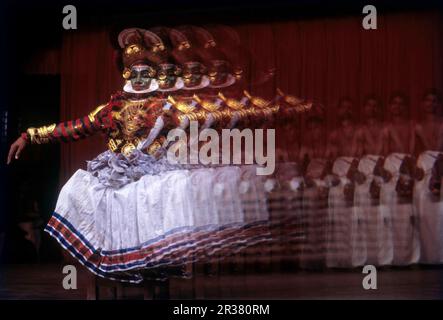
7,103,112,164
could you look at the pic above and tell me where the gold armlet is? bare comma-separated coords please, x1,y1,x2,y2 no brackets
26,124,56,144
167,96,197,114
218,92,245,110
243,90,271,108
263,105,279,118
88,104,107,122
271,105,280,113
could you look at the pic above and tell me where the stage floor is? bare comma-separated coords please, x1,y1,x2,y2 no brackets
1,264,442,299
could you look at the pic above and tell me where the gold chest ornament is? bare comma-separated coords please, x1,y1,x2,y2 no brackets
108,99,155,156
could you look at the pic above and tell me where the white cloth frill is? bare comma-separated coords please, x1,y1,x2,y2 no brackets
326,157,361,268
44,150,271,283
380,153,420,266
414,151,443,264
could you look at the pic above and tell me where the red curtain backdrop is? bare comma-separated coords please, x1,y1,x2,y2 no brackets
25,10,443,183
58,28,122,182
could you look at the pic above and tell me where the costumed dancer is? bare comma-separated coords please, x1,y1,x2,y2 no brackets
325,106,361,268
414,151,443,264
299,105,331,269
411,90,443,264
380,154,420,266
353,155,387,266
7,27,288,283
326,157,362,268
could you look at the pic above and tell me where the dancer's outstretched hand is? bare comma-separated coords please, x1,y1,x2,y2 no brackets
7,136,27,164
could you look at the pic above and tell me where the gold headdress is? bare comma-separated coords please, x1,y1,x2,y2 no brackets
118,28,165,79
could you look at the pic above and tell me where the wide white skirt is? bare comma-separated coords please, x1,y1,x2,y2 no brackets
326,157,359,268
414,151,443,264
380,153,420,266
45,161,271,283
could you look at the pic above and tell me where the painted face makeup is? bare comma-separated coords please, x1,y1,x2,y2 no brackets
129,64,155,91
208,60,229,86
157,63,181,90
182,61,206,88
